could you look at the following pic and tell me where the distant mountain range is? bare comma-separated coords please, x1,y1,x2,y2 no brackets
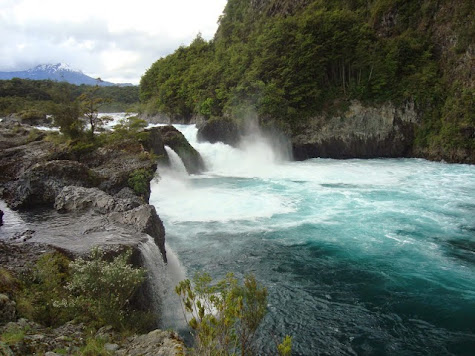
0,63,133,87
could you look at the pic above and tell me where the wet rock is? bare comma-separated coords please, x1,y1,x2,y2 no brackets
197,117,241,147
109,204,166,262
158,125,205,174
5,160,96,210
9,230,35,243
116,329,184,356
0,294,16,325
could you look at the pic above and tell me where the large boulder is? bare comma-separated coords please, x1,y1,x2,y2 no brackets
197,117,241,147
5,160,97,209
291,100,419,160
158,126,205,174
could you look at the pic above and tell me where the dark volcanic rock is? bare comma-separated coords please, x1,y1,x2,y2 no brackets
81,143,157,201
54,186,166,262
55,186,140,213
0,122,47,150
197,117,241,147
141,127,170,166
292,101,419,160
109,204,166,263
158,125,205,174
5,160,96,210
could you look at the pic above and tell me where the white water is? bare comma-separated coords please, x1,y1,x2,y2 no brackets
164,146,188,174
138,236,186,328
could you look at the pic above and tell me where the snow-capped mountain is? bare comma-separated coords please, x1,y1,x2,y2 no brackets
0,63,132,86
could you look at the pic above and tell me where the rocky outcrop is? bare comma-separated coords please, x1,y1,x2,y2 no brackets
53,186,166,262
116,329,184,356
197,117,242,147
142,127,170,166
79,143,157,201
158,125,206,174
1,112,52,128
0,318,184,356
5,160,97,210
291,101,419,160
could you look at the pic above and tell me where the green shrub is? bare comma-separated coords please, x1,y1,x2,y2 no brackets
176,273,268,356
16,252,72,327
128,168,153,196
61,248,146,331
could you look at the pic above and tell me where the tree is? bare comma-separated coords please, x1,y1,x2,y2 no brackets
49,83,84,139
78,82,111,139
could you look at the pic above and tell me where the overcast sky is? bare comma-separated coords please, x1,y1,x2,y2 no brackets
0,0,227,84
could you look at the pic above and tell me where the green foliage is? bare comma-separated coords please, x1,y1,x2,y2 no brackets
0,325,28,346
79,85,112,138
16,252,72,327
0,78,139,117
176,273,268,356
62,248,146,331
11,249,147,333
278,335,292,356
0,268,19,295
108,115,149,143
76,336,111,356
128,168,153,196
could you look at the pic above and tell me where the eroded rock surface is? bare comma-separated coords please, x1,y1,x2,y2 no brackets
292,100,419,160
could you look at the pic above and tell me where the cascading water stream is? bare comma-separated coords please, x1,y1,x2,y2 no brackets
150,124,475,355
164,146,188,175
138,236,187,329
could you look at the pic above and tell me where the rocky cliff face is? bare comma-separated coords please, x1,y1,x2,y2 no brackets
291,101,419,160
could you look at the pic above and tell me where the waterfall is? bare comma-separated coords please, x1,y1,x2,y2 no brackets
138,236,187,329
172,124,290,178
164,146,188,175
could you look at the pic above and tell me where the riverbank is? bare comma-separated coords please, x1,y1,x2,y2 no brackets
0,119,192,355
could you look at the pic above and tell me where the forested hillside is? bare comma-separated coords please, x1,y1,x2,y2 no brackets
140,0,474,163
0,79,139,115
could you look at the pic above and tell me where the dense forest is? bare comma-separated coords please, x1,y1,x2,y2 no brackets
0,78,139,116
140,0,474,162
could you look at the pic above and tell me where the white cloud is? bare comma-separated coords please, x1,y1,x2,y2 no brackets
0,0,227,84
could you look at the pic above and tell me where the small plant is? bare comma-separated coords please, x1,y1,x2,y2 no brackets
0,325,29,346
278,335,292,356
176,273,268,356
77,336,111,356
128,168,153,196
